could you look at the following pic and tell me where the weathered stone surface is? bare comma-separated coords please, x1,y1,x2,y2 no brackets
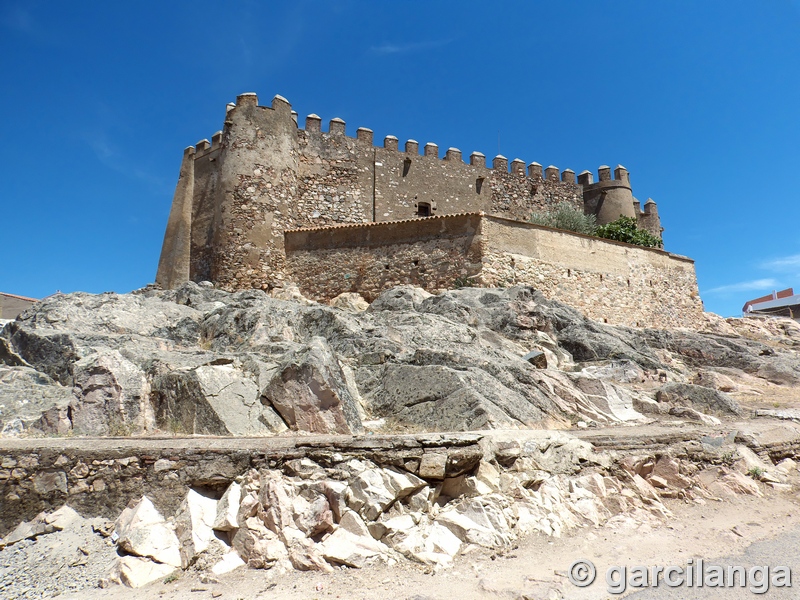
345,467,425,521
32,470,67,495
330,292,370,312
213,482,241,532
642,328,800,385
656,383,741,416
115,497,182,568
419,453,448,480
0,366,73,435
263,337,363,435
210,550,246,575
259,471,297,535
45,505,81,531
667,406,721,425
692,370,738,392
174,489,218,568
436,496,513,547
317,527,392,568
292,490,334,537
366,286,432,313
114,555,176,588
152,363,284,436
3,283,800,438
70,349,151,435
231,516,285,566
0,513,52,547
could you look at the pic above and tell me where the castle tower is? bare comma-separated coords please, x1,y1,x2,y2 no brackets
156,146,195,289
579,165,637,225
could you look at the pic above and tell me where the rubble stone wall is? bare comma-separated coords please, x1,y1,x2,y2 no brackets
285,214,483,301
478,217,704,329
286,214,703,329
0,435,482,536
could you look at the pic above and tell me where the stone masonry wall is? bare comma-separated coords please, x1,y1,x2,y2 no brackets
285,214,483,302
284,214,703,330
478,217,704,330
0,435,482,536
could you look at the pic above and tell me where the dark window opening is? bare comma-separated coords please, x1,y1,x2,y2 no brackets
476,177,484,194
417,202,432,217
403,158,412,177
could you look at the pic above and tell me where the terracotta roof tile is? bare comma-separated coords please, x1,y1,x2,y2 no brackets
283,212,485,234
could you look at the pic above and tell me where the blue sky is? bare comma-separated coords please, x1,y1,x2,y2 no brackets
2,1,800,318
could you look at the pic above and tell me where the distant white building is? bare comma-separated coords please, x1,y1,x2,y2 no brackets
742,288,800,321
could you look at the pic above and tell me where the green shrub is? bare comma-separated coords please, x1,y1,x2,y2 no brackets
529,202,597,235
595,216,663,248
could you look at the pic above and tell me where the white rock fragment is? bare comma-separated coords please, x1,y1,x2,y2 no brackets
213,482,242,532
175,489,218,568
115,497,182,568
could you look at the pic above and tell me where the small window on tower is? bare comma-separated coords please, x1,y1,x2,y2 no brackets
416,202,432,217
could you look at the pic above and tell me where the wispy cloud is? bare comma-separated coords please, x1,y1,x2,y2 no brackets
370,39,453,55
761,254,800,271
703,278,781,296
2,5,35,35
82,129,170,194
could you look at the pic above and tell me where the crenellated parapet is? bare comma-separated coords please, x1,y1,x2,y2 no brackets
581,164,637,226
637,198,663,240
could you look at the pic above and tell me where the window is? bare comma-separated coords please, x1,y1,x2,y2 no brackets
416,202,432,217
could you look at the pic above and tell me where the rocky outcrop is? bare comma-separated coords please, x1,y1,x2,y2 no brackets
655,383,742,416
2,283,799,437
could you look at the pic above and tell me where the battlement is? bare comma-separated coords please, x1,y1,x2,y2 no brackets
188,92,600,183
579,165,631,188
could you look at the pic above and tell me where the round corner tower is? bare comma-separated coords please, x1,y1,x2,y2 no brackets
579,165,637,225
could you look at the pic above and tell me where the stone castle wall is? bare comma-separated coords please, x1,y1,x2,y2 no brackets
157,94,601,293
155,92,685,330
286,214,703,329
285,214,483,302
477,217,703,329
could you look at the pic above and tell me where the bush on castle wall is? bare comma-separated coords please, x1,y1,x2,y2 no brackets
529,202,598,236
595,216,663,249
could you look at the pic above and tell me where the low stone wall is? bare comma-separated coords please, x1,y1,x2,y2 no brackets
285,214,483,302
0,434,482,536
479,217,704,330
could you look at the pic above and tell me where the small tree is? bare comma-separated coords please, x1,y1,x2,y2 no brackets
595,216,663,248
529,202,597,235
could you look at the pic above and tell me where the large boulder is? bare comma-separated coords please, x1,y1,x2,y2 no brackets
263,337,363,434
655,383,741,416
70,349,152,435
0,366,73,435
151,363,286,435
174,489,219,568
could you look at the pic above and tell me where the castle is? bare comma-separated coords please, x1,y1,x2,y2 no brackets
156,93,703,329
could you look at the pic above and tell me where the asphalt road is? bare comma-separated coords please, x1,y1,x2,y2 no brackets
619,525,800,599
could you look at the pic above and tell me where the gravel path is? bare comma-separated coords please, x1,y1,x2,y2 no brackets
0,517,118,599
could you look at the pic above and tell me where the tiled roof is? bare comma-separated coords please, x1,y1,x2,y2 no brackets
0,292,38,302
283,212,485,234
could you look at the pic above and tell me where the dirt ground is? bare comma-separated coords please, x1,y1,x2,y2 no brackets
55,490,800,600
